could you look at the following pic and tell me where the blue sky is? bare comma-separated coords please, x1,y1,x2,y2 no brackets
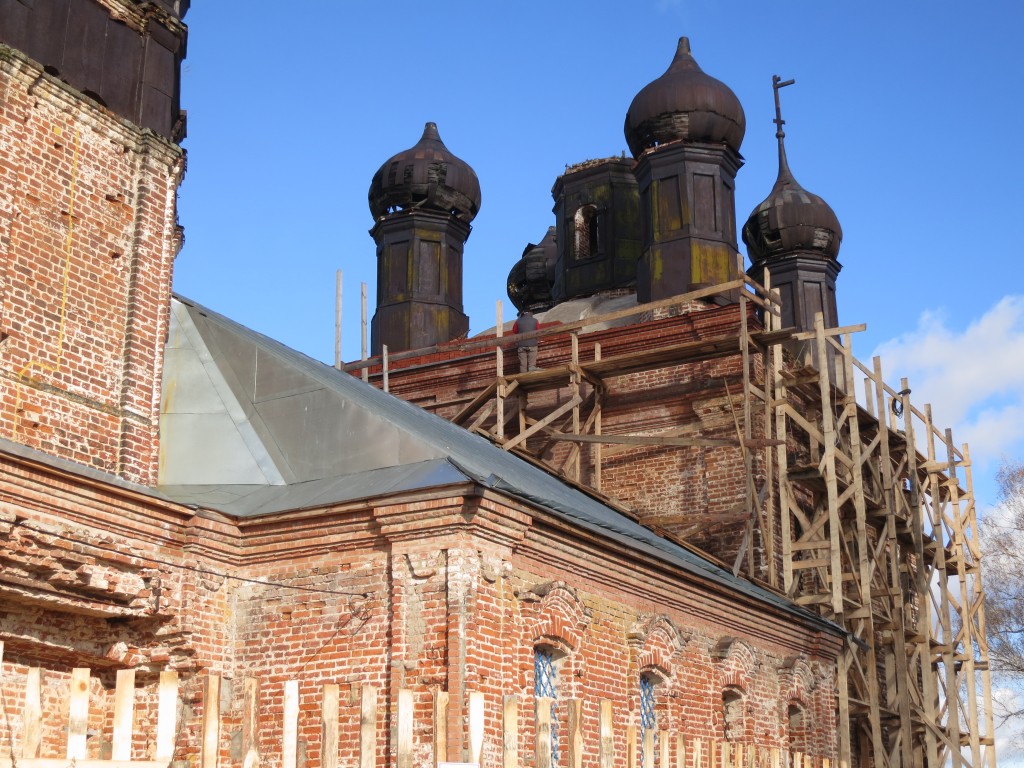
179,0,1023,500
174,3,1023,493
173,1,1023,754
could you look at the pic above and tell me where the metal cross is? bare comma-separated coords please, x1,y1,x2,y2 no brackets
772,74,796,140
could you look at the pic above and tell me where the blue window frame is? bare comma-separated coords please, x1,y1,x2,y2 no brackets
639,674,658,766
534,646,560,763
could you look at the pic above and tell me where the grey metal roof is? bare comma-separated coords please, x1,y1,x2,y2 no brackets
157,296,841,633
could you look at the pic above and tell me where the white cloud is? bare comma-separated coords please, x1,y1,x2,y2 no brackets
874,296,1024,763
993,685,1024,766
872,296,1024,464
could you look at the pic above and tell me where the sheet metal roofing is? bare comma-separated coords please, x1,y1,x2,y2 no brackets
152,296,840,633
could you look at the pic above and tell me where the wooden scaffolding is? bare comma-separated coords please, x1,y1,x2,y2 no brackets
350,275,996,768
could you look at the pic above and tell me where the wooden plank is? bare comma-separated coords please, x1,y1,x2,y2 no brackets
790,323,867,342
282,680,299,768
201,675,220,768
453,381,499,424
1,761,170,768
502,395,581,452
676,733,686,768
469,692,484,767
360,685,378,768
111,668,136,761
570,333,581,481
693,738,702,768
241,679,260,768
343,278,752,372
547,433,736,448
599,700,614,768
434,690,449,768
67,668,90,760
660,729,669,768
502,695,518,768
643,729,654,768
535,697,553,768
156,671,178,761
397,689,413,768
567,700,583,768
322,684,339,768
626,724,637,768
23,667,42,759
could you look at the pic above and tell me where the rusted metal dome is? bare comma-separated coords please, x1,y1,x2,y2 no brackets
742,142,842,264
624,37,746,158
368,122,481,223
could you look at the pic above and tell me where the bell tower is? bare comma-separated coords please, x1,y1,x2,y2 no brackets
624,38,746,303
368,122,481,354
0,0,188,485
742,76,843,335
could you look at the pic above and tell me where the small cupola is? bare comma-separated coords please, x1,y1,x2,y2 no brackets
624,36,746,158
743,76,843,335
368,122,481,354
369,121,481,223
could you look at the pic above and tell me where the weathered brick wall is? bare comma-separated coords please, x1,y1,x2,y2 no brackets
0,454,840,767
0,48,183,485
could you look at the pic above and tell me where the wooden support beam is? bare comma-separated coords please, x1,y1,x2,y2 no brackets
547,433,736,448
112,669,136,762
23,665,42,759
322,684,339,768
201,675,220,768
502,395,582,452
503,695,518,768
536,697,553,768
156,671,179,762
282,681,299,768
360,685,377,768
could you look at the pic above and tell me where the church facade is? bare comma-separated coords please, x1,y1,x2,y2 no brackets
0,4,992,768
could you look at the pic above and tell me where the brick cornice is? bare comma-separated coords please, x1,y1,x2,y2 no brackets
373,493,531,551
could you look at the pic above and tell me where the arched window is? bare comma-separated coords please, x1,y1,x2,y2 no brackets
639,673,659,767
788,702,808,755
722,688,745,742
535,645,562,763
573,205,600,261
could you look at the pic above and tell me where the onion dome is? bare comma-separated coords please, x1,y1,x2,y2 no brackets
624,37,746,158
507,227,557,312
742,140,842,264
368,122,481,223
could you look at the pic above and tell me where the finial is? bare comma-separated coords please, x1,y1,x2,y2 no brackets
421,121,442,142
677,37,691,56
771,75,796,179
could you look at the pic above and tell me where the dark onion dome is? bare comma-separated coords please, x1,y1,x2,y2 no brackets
507,227,557,312
624,37,746,158
368,122,481,223
742,140,842,263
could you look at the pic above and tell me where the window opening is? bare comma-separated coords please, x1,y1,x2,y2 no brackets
722,688,744,742
534,647,560,764
639,674,658,766
573,205,600,261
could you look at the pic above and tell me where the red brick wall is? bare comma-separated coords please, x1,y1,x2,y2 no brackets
0,49,183,485
0,452,840,766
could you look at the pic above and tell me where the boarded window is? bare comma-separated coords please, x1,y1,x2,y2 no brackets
656,177,683,232
417,240,440,295
693,174,717,232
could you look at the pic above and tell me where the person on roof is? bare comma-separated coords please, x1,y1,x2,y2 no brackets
513,309,539,372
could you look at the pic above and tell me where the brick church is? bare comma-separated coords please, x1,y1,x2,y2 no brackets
0,3,994,768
